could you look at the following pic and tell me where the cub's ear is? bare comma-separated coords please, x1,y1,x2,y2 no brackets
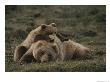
41,24,47,30
50,23,56,27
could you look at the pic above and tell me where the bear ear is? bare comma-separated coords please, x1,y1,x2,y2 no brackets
41,24,47,30
50,23,56,27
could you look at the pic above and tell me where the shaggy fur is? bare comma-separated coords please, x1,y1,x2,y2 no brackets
14,23,57,62
49,34,90,61
19,40,59,64
61,39,90,61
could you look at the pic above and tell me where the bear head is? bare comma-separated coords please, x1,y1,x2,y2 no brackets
39,23,57,35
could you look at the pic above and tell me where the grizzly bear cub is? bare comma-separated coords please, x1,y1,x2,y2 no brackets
61,39,90,60
49,34,90,61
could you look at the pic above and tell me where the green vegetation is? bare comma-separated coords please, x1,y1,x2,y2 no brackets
5,5,106,72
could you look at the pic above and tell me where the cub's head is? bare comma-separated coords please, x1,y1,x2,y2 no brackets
39,23,57,35
49,34,62,44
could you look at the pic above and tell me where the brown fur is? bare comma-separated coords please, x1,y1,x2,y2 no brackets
19,40,59,64
14,23,57,62
33,42,59,63
49,34,62,61
61,39,90,61
49,34,90,61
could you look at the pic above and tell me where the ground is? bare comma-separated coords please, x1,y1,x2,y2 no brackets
5,5,106,72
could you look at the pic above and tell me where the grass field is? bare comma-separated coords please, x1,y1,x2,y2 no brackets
5,5,106,72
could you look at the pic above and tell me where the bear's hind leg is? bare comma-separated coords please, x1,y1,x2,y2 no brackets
19,50,35,65
14,46,27,62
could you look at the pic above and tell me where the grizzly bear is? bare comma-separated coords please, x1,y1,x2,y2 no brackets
61,39,90,61
49,34,63,61
19,40,59,64
33,41,59,63
49,34,90,61
14,23,57,62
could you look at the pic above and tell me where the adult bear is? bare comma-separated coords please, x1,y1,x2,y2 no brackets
14,23,57,62
19,40,59,64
